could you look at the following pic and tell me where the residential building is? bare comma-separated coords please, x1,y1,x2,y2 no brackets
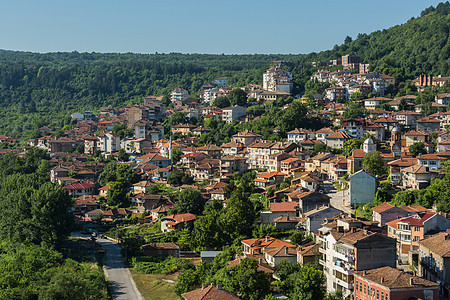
97,132,120,153
353,266,439,300
405,130,428,148
417,153,446,170
142,243,180,257
364,97,392,111
181,284,239,300
315,127,335,142
171,123,197,136
161,213,196,232
300,205,343,233
287,128,312,143
417,116,441,133
418,231,450,297
222,106,246,123
349,170,377,207
325,131,351,149
219,155,248,176
260,202,298,224
387,212,450,259
401,164,439,190
241,236,295,256
342,119,365,139
317,227,397,297
232,129,262,145
171,88,189,103
372,202,411,227
63,182,95,197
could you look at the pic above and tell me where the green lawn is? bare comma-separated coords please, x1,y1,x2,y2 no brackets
130,270,179,300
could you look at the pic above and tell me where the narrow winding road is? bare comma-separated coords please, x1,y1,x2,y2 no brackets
96,238,143,300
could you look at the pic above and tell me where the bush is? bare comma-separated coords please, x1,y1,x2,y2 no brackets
132,256,194,275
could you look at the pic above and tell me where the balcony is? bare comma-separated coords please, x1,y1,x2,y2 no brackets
334,262,354,276
319,247,327,254
319,259,326,266
336,278,353,290
334,251,354,263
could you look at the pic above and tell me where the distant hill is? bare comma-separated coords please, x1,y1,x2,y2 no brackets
306,1,449,79
0,2,448,138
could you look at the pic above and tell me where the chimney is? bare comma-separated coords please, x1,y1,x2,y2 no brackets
217,285,222,290
202,284,206,290
363,270,367,276
380,277,384,283
410,277,414,285
182,216,185,222
265,236,270,242
285,247,289,255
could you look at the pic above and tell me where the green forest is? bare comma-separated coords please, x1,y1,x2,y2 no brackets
0,3,448,138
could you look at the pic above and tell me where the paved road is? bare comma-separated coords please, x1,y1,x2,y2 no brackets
72,232,142,300
322,180,351,215
96,238,143,300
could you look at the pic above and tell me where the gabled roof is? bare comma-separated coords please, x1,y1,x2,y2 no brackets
417,231,450,258
232,129,262,138
401,164,429,174
417,116,440,123
354,266,438,289
270,202,298,212
63,182,95,190
181,285,239,300
263,245,296,257
405,130,428,136
326,131,351,140
162,213,196,224
386,212,436,228
372,202,395,214
241,236,295,251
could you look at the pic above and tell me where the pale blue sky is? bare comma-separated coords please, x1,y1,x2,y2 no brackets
0,0,444,54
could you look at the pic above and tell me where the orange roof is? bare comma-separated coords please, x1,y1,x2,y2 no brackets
241,236,295,251
372,202,395,214
270,202,298,212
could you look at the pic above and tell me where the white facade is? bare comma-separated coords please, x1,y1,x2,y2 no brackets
171,88,189,103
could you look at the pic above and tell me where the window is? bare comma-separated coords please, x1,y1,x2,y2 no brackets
415,226,420,232
364,284,366,294
360,281,362,292
381,291,384,300
414,236,420,242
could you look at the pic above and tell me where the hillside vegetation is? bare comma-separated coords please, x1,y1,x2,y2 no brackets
0,2,449,138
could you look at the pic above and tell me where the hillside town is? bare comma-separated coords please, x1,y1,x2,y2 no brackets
1,54,450,300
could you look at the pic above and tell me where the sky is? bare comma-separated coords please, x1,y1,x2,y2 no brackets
0,0,444,54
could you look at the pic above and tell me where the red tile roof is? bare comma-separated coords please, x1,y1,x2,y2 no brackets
386,212,436,228
270,202,298,212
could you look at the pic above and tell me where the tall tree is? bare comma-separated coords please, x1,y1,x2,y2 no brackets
176,188,205,215
362,151,387,178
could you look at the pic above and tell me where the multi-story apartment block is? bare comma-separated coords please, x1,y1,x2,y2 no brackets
97,132,120,153
221,106,246,123
354,266,439,300
342,54,361,69
326,86,347,101
219,155,248,176
232,129,262,146
170,88,189,103
342,118,365,139
418,231,450,298
317,225,396,298
263,63,293,94
387,212,450,260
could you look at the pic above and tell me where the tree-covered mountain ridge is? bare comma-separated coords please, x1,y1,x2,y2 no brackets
0,2,448,137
